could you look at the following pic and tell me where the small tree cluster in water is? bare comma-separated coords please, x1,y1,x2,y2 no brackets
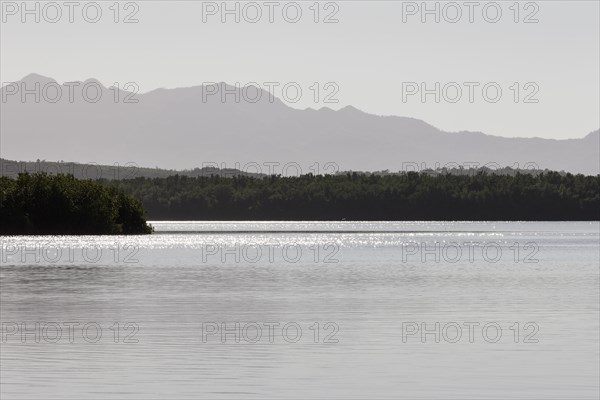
0,174,152,235
107,171,599,221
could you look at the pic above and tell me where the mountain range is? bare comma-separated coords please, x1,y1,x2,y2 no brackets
1,74,598,175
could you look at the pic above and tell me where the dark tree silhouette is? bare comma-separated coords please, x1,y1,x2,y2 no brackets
103,171,599,221
0,173,152,235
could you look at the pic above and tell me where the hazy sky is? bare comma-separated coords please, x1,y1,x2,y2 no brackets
1,0,599,139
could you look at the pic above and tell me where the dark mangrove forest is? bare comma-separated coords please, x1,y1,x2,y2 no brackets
0,174,152,235
1,171,598,235
107,171,599,221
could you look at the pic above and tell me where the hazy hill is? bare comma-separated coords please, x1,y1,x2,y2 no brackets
0,158,262,180
2,74,598,175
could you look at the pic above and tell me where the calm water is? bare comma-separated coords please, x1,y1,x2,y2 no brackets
1,221,599,399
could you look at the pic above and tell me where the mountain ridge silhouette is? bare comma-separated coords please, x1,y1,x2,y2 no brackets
2,74,598,175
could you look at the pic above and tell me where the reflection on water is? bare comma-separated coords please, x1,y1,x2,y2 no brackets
1,222,599,399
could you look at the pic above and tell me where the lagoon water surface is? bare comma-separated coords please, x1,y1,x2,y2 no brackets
1,221,599,399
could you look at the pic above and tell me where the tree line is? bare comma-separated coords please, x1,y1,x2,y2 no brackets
105,171,599,221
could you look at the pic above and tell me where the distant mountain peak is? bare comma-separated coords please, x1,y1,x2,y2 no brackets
317,106,335,112
82,78,106,89
19,73,57,85
339,105,361,113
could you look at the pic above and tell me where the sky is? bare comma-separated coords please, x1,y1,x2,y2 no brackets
1,0,599,139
